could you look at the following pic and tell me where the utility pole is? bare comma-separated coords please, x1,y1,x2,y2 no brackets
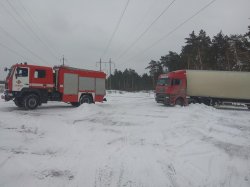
96,58,102,71
109,58,112,90
96,58,115,89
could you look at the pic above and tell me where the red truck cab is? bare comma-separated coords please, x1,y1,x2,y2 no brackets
3,63,53,101
155,70,187,106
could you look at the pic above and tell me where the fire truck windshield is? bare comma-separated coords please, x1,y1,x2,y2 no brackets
157,78,170,86
16,68,28,77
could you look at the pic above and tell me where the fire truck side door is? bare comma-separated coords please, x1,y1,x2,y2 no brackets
12,67,29,91
64,73,78,95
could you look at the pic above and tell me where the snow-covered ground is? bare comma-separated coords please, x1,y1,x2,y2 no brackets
0,91,250,187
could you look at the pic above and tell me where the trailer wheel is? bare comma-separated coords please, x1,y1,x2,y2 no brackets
79,95,92,104
175,98,184,106
14,98,24,108
24,94,39,110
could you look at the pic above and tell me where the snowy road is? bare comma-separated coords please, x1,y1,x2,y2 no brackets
0,91,250,187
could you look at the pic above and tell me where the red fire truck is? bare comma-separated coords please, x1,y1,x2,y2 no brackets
2,63,106,110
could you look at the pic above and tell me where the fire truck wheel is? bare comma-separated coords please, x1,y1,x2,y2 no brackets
24,94,39,110
175,98,184,106
79,95,92,104
71,102,80,107
14,98,24,108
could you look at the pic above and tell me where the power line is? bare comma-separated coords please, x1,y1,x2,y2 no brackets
17,0,61,58
124,0,158,40
0,42,36,64
116,0,177,60
0,1,32,39
126,0,217,62
5,0,59,61
101,0,130,58
0,25,50,65
6,0,59,60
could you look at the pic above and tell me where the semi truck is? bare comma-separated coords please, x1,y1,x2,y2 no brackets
155,70,250,109
2,63,106,110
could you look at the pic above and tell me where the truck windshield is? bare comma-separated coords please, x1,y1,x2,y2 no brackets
16,68,28,77
157,78,170,86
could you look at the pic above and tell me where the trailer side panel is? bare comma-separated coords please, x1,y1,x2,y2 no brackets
186,70,250,100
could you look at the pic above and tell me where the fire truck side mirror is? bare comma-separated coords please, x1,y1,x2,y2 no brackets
4,67,8,72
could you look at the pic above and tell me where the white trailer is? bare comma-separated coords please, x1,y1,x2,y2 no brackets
186,70,250,100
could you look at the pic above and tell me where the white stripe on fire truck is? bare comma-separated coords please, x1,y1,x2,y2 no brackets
30,83,54,87
60,85,64,87
46,84,54,87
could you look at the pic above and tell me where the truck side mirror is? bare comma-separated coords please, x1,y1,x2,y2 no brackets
4,67,8,72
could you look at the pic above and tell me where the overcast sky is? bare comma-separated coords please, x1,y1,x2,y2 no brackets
0,0,250,79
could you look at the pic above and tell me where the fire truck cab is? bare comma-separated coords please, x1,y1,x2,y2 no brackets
2,63,106,110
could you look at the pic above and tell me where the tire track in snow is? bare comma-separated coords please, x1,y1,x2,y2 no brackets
117,165,124,187
0,155,13,168
158,161,179,187
94,165,113,187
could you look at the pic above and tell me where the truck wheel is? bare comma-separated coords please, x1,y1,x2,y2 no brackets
71,102,80,107
175,98,184,106
14,98,24,108
79,95,92,104
24,94,39,110
247,105,250,110
71,95,92,107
